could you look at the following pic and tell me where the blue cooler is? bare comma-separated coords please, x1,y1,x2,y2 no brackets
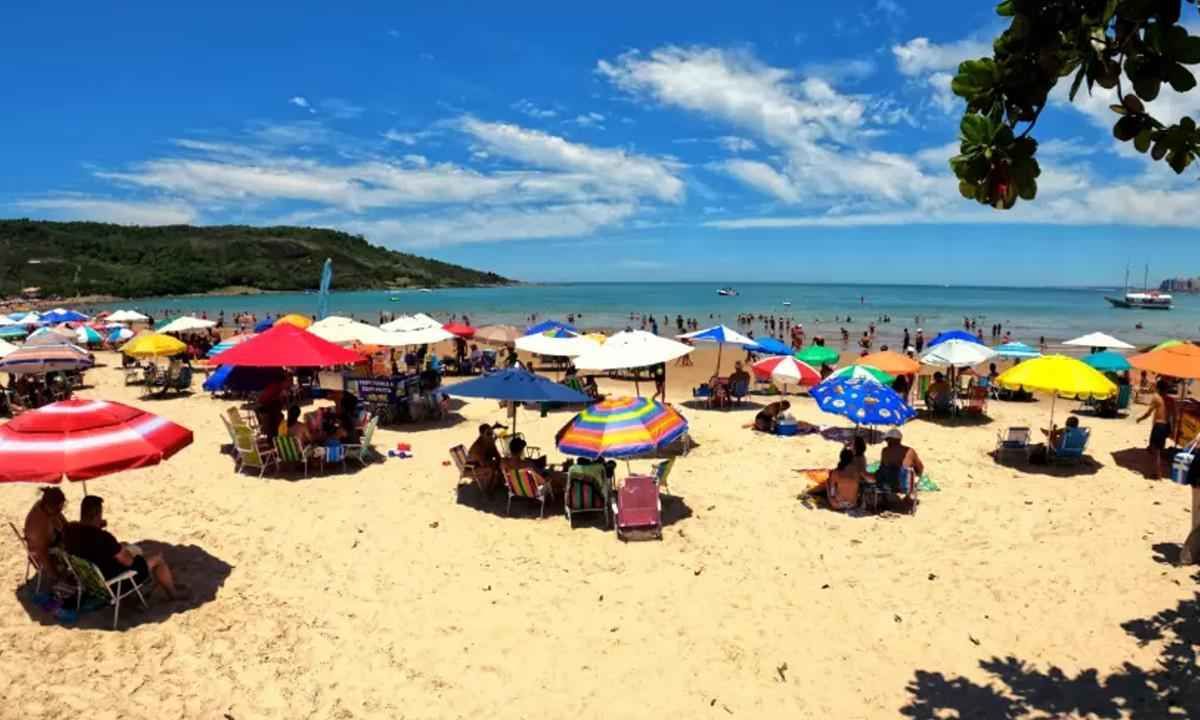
1172,447,1196,485
776,421,798,437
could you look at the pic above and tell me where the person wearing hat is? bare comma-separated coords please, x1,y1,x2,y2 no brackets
877,428,924,504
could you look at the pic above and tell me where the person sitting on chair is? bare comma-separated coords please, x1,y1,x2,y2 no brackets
876,429,924,506
63,495,188,600
1048,414,1082,448
828,448,868,511
754,400,791,433
468,423,502,492
728,362,751,395
505,436,565,493
23,487,67,582
925,372,953,412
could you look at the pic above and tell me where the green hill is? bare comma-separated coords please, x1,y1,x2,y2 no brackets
0,219,510,298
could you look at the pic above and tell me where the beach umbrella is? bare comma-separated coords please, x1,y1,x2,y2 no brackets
0,398,193,485
679,324,757,375
583,332,607,345
24,327,77,346
1150,339,1185,352
994,342,1042,359
574,330,693,372
0,339,17,358
74,326,104,346
121,332,187,358
524,319,579,336
751,355,820,386
381,313,442,332
309,317,399,347
858,350,920,376
383,324,455,345
253,316,276,333
996,355,1118,433
745,337,792,356
276,313,313,330
811,376,915,426
107,327,134,344
556,397,688,459
0,326,28,339
0,315,17,327
515,332,601,358
40,309,88,324
106,310,150,323
1129,342,1200,379
920,339,997,368
1063,331,1134,351
829,364,895,384
14,312,41,326
158,316,216,334
474,324,523,345
0,344,93,375
927,330,986,348
444,367,589,430
205,333,254,357
795,345,839,366
443,323,476,338
202,365,286,394
209,322,363,368
1082,351,1132,373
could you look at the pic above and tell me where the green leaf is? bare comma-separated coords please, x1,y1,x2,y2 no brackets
1173,35,1200,65
1167,148,1192,173
1133,74,1162,101
1069,65,1086,101
958,180,977,199
1151,139,1168,160
1113,115,1141,141
960,113,992,146
995,0,1014,17
1134,128,1153,153
1017,177,1037,201
1123,94,1145,114
1167,63,1196,92
951,58,996,100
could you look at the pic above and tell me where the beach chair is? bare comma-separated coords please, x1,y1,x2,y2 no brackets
226,406,259,433
612,474,663,540
867,465,919,515
502,465,554,517
343,416,378,467
916,375,931,408
994,426,1031,463
234,426,278,477
9,521,45,592
730,378,750,405
964,385,988,416
496,430,541,460
1052,427,1091,464
449,444,479,484
53,548,152,629
565,463,609,527
275,434,316,477
651,456,676,495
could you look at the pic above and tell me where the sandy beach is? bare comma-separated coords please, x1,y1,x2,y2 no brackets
1,346,1197,719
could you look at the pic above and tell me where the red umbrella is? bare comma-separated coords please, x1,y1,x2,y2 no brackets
752,355,821,385
209,322,362,367
442,323,476,338
0,399,193,484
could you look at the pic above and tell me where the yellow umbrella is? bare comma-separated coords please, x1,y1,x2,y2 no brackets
275,313,313,329
121,332,187,358
583,332,607,345
996,354,1117,431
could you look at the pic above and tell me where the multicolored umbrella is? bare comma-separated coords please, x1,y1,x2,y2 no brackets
0,398,193,483
0,343,93,375
927,330,986,348
0,326,28,339
829,364,895,384
107,327,134,344
751,355,820,385
795,345,839,366
74,326,103,345
1150,339,1184,352
679,324,757,374
24,327,77,346
811,376,914,426
556,397,688,459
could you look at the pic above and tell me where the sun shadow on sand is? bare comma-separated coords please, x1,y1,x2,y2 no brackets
678,399,767,412
13,540,232,631
986,450,1104,478
1110,447,1168,479
454,481,694,529
900,571,1200,719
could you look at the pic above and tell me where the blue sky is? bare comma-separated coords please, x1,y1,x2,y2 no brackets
3,1,1199,286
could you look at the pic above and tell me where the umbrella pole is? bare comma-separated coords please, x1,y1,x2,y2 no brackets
715,344,723,378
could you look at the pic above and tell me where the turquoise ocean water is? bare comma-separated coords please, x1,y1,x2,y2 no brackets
89,283,1200,349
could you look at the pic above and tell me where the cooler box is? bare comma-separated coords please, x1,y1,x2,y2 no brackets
1172,449,1196,485
776,421,798,436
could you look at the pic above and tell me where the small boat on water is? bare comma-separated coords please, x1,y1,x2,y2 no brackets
717,287,738,296
782,301,792,306
1105,264,1173,310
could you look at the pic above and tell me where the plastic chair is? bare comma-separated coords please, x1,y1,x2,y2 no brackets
565,464,609,527
612,474,663,540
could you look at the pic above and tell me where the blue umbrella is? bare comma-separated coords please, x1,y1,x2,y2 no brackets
0,326,29,339
254,315,276,333
994,341,1041,359
928,330,985,348
1083,351,1131,372
203,365,286,393
745,337,791,355
444,368,589,430
811,376,915,426
41,309,88,323
524,320,578,336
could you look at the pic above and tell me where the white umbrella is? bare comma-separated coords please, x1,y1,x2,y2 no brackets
574,330,693,371
107,309,150,322
0,316,18,327
158,316,216,334
0,339,16,358
514,332,601,357
383,325,455,345
920,339,997,367
310,317,405,347
380,313,441,332
1063,331,1134,350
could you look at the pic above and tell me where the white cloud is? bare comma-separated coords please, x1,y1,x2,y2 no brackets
716,136,757,153
18,197,197,225
512,99,558,119
892,37,991,76
573,112,606,129
288,96,314,113
382,129,434,146
320,98,365,119
802,58,876,84
720,160,801,202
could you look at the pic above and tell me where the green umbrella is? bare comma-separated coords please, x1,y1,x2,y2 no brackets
795,345,839,366
1152,339,1184,352
829,364,894,384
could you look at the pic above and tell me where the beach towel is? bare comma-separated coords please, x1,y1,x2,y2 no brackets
567,479,605,510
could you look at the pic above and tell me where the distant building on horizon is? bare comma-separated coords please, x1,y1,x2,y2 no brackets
1159,277,1200,292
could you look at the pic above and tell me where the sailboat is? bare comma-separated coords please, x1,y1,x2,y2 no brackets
1105,264,1173,310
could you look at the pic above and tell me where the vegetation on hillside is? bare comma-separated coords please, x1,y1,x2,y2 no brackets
0,220,509,298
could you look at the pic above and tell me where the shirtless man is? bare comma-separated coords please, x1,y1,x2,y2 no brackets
878,429,925,507
1137,379,1172,479
23,487,67,581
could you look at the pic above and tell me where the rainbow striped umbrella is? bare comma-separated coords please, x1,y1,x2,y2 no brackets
556,397,688,459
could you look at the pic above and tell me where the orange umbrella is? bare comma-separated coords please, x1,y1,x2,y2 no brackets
1129,342,1200,379
858,350,920,376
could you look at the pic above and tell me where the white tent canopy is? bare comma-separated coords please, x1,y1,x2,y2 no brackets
514,332,601,358
1062,332,1134,350
574,330,693,371
920,339,997,368
107,309,150,322
158,316,216,334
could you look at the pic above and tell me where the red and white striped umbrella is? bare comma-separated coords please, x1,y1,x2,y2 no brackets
0,399,193,483
752,355,821,386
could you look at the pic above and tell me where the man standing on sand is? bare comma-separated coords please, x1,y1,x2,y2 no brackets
1137,379,1173,479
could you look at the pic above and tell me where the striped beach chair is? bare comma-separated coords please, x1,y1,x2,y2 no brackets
503,465,554,517
565,463,609,527
275,434,315,477
53,548,151,629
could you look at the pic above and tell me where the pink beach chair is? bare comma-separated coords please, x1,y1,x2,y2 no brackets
612,474,663,541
